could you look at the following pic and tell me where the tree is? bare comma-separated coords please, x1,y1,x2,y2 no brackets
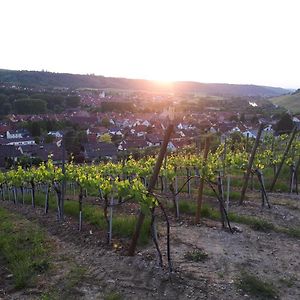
1,103,12,115
65,96,80,108
34,136,40,144
240,113,245,122
44,134,55,144
64,130,87,155
275,113,294,134
64,130,79,154
0,93,8,105
229,114,238,122
101,117,111,128
14,98,47,114
111,134,122,144
251,115,259,123
29,122,42,137
99,133,112,143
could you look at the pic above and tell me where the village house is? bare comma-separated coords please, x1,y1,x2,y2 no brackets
83,142,118,162
0,145,22,169
4,137,36,146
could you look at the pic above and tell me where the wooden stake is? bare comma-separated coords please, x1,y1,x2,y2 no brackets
195,136,210,224
239,124,264,205
128,124,174,256
269,126,297,192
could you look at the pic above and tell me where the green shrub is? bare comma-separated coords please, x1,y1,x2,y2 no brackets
184,249,208,262
236,272,278,299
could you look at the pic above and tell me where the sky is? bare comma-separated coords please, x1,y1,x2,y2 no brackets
1,0,300,88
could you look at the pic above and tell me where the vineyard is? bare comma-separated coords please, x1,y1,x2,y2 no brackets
1,124,300,299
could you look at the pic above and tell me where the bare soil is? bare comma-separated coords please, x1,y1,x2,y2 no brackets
0,191,300,300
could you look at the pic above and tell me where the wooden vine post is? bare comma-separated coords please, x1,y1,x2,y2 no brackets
295,155,300,194
128,119,174,256
239,123,264,205
60,134,66,221
269,126,297,192
195,135,210,224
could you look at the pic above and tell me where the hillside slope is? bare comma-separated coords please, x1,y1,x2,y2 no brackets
270,90,300,113
0,69,289,97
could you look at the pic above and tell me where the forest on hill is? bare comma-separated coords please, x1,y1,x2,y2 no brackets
0,69,289,97
270,89,300,114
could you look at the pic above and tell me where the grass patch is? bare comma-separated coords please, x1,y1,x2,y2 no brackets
112,215,151,246
228,212,275,232
249,220,275,232
276,227,300,238
104,292,123,300
180,201,276,233
0,207,50,289
204,189,241,201
65,265,87,289
279,276,296,288
184,249,208,262
178,200,221,220
23,192,151,245
40,265,87,300
178,201,197,214
201,203,221,220
229,211,300,238
268,181,289,193
40,289,60,300
175,199,298,239
237,272,278,299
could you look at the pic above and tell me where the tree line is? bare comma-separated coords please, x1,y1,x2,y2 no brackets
0,87,80,116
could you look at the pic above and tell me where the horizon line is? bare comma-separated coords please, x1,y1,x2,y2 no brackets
0,66,296,90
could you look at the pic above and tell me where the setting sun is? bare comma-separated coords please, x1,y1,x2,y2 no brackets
152,79,174,89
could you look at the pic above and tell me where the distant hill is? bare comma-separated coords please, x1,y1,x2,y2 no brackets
270,90,300,114
0,69,289,97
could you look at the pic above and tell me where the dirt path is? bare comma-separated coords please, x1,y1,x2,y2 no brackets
1,193,300,299
0,202,206,299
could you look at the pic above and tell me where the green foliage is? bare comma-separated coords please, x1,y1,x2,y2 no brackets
101,102,135,113
0,93,11,115
27,121,42,136
44,134,55,143
0,85,82,116
64,129,87,156
14,98,47,114
65,95,80,108
274,113,294,134
101,116,111,127
16,156,43,168
99,133,112,143
236,272,278,299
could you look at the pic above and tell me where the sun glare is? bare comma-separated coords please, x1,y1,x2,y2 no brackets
151,80,174,91
153,79,174,87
